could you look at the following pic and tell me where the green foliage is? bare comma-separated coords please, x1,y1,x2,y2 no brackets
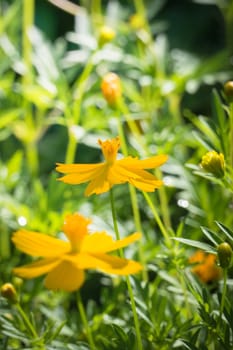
1,0,233,349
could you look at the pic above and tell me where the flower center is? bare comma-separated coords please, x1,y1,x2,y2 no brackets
62,213,91,252
98,137,120,165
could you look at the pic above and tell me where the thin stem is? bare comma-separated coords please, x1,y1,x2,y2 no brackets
22,0,34,86
229,103,233,168
65,52,96,164
219,268,228,325
16,303,45,349
22,0,39,176
143,191,171,246
110,188,143,350
118,99,146,155
156,171,172,229
16,303,38,338
77,291,96,350
91,0,102,29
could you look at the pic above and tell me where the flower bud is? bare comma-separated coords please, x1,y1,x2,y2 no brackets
1,283,18,304
129,14,145,30
101,72,122,107
98,26,115,46
217,242,232,268
200,150,225,178
224,81,233,103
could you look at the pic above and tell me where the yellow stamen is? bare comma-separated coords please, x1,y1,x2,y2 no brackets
98,137,120,164
62,214,91,252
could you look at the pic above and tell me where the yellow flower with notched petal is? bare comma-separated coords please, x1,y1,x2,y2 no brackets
56,136,168,196
12,213,142,292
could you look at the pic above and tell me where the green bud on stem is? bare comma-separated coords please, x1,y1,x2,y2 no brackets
217,242,232,269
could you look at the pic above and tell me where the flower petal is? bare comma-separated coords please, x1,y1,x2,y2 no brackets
129,177,163,192
78,253,142,275
12,230,70,257
117,155,168,169
81,232,141,253
13,258,59,278
44,260,85,291
84,165,111,196
56,163,104,185
111,163,163,191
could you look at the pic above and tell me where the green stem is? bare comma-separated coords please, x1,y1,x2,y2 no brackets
91,0,102,29
65,52,96,164
118,99,146,155
25,141,39,176
77,292,96,350
22,0,34,85
22,0,39,176
16,303,38,338
219,268,228,325
133,0,151,34
16,303,45,349
110,189,143,350
229,103,233,168
143,191,171,246
157,171,172,229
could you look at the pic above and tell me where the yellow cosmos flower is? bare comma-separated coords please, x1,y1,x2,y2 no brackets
12,213,142,292
56,136,168,196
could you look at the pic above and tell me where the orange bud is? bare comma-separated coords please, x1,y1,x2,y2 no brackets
101,72,122,107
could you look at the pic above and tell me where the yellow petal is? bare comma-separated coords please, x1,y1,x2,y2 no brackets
56,162,103,174
118,155,168,169
111,163,163,191
13,258,59,278
84,165,111,196
129,177,163,192
81,232,141,253
12,230,70,257
77,253,142,275
67,252,142,275
44,260,85,291
56,163,104,184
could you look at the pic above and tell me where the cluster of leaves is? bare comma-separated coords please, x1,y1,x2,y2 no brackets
1,0,233,349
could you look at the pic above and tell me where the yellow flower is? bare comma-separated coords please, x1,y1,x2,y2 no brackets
101,73,122,106
56,136,168,196
12,213,142,292
189,250,221,283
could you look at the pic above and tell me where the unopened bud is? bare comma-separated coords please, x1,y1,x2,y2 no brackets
200,151,225,178
99,26,115,46
129,14,145,30
217,242,232,268
101,72,122,107
1,283,18,304
224,81,233,103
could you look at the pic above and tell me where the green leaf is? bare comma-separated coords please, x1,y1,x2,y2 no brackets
172,237,215,253
215,222,233,245
200,226,220,247
111,324,128,343
0,109,22,129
